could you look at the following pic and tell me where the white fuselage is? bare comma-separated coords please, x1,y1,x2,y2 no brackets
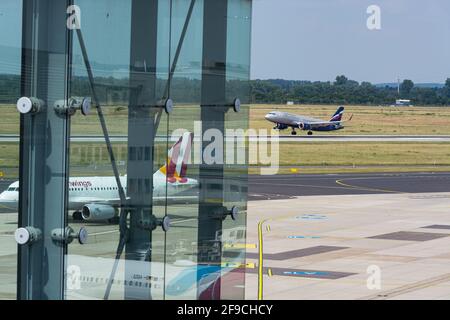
265,111,322,127
0,174,198,211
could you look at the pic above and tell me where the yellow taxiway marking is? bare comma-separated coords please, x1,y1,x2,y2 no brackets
266,225,271,232
257,218,269,300
222,262,255,269
335,179,403,194
251,181,362,191
205,198,226,204
90,230,119,236
223,243,257,249
290,168,299,173
257,213,296,300
268,268,273,277
0,203,15,210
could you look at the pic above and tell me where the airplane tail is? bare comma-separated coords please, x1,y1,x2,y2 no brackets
158,132,193,183
330,106,345,122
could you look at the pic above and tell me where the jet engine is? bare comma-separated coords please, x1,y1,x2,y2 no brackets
275,123,288,130
298,123,311,130
82,204,116,221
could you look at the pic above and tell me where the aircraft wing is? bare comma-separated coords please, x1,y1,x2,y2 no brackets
162,195,199,204
70,196,126,208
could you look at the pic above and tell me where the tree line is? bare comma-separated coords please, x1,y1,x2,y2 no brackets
250,76,450,106
1,74,450,106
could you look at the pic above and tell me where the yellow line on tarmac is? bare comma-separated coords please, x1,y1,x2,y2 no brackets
257,219,268,300
268,268,273,277
257,213,294,300
335,179,402,194
223,243,257,249
0,203,15,210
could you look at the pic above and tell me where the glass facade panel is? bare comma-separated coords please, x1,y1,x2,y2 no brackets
66,0,132,300
17,0,72,299
221,107,249,300
1,0,251,300
164,0,203,300
0,0,22,300
169,0,204,104
226,0,252,105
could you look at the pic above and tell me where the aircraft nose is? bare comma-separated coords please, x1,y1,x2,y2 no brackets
265,113,272,121
0,191,9,201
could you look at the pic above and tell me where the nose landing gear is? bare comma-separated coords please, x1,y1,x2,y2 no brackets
307,131,313,136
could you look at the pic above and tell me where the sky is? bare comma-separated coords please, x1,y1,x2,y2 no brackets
251,0,450,83
1,0,450,84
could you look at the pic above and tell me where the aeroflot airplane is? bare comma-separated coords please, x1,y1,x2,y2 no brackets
265,106,353,136
0,132,198,222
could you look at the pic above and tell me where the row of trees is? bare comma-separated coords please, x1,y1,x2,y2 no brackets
1,74,450,106
251,76,450,106
0,75,20,103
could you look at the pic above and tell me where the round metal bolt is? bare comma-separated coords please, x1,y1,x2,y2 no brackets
233,98,241,113
78,227,88,245
161,216,171,232
15,228,31,245
81,98,91,116
165,98,173,114
230,206,239,221
17,97,39,114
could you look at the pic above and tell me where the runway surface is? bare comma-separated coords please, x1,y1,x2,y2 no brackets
258,135,450,142
248,172,450,200
1,134,450,143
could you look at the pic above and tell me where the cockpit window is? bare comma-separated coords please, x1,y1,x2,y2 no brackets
7,187,15,191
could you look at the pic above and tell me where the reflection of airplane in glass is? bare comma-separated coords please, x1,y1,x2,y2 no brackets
265,106,353,136
66,255,244,300
0,132,198,222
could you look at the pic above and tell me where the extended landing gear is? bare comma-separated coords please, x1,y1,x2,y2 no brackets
72,211,83,221
291,130,297,135
307,131,313,136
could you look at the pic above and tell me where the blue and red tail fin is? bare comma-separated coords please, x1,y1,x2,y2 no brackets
330,106,345,122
